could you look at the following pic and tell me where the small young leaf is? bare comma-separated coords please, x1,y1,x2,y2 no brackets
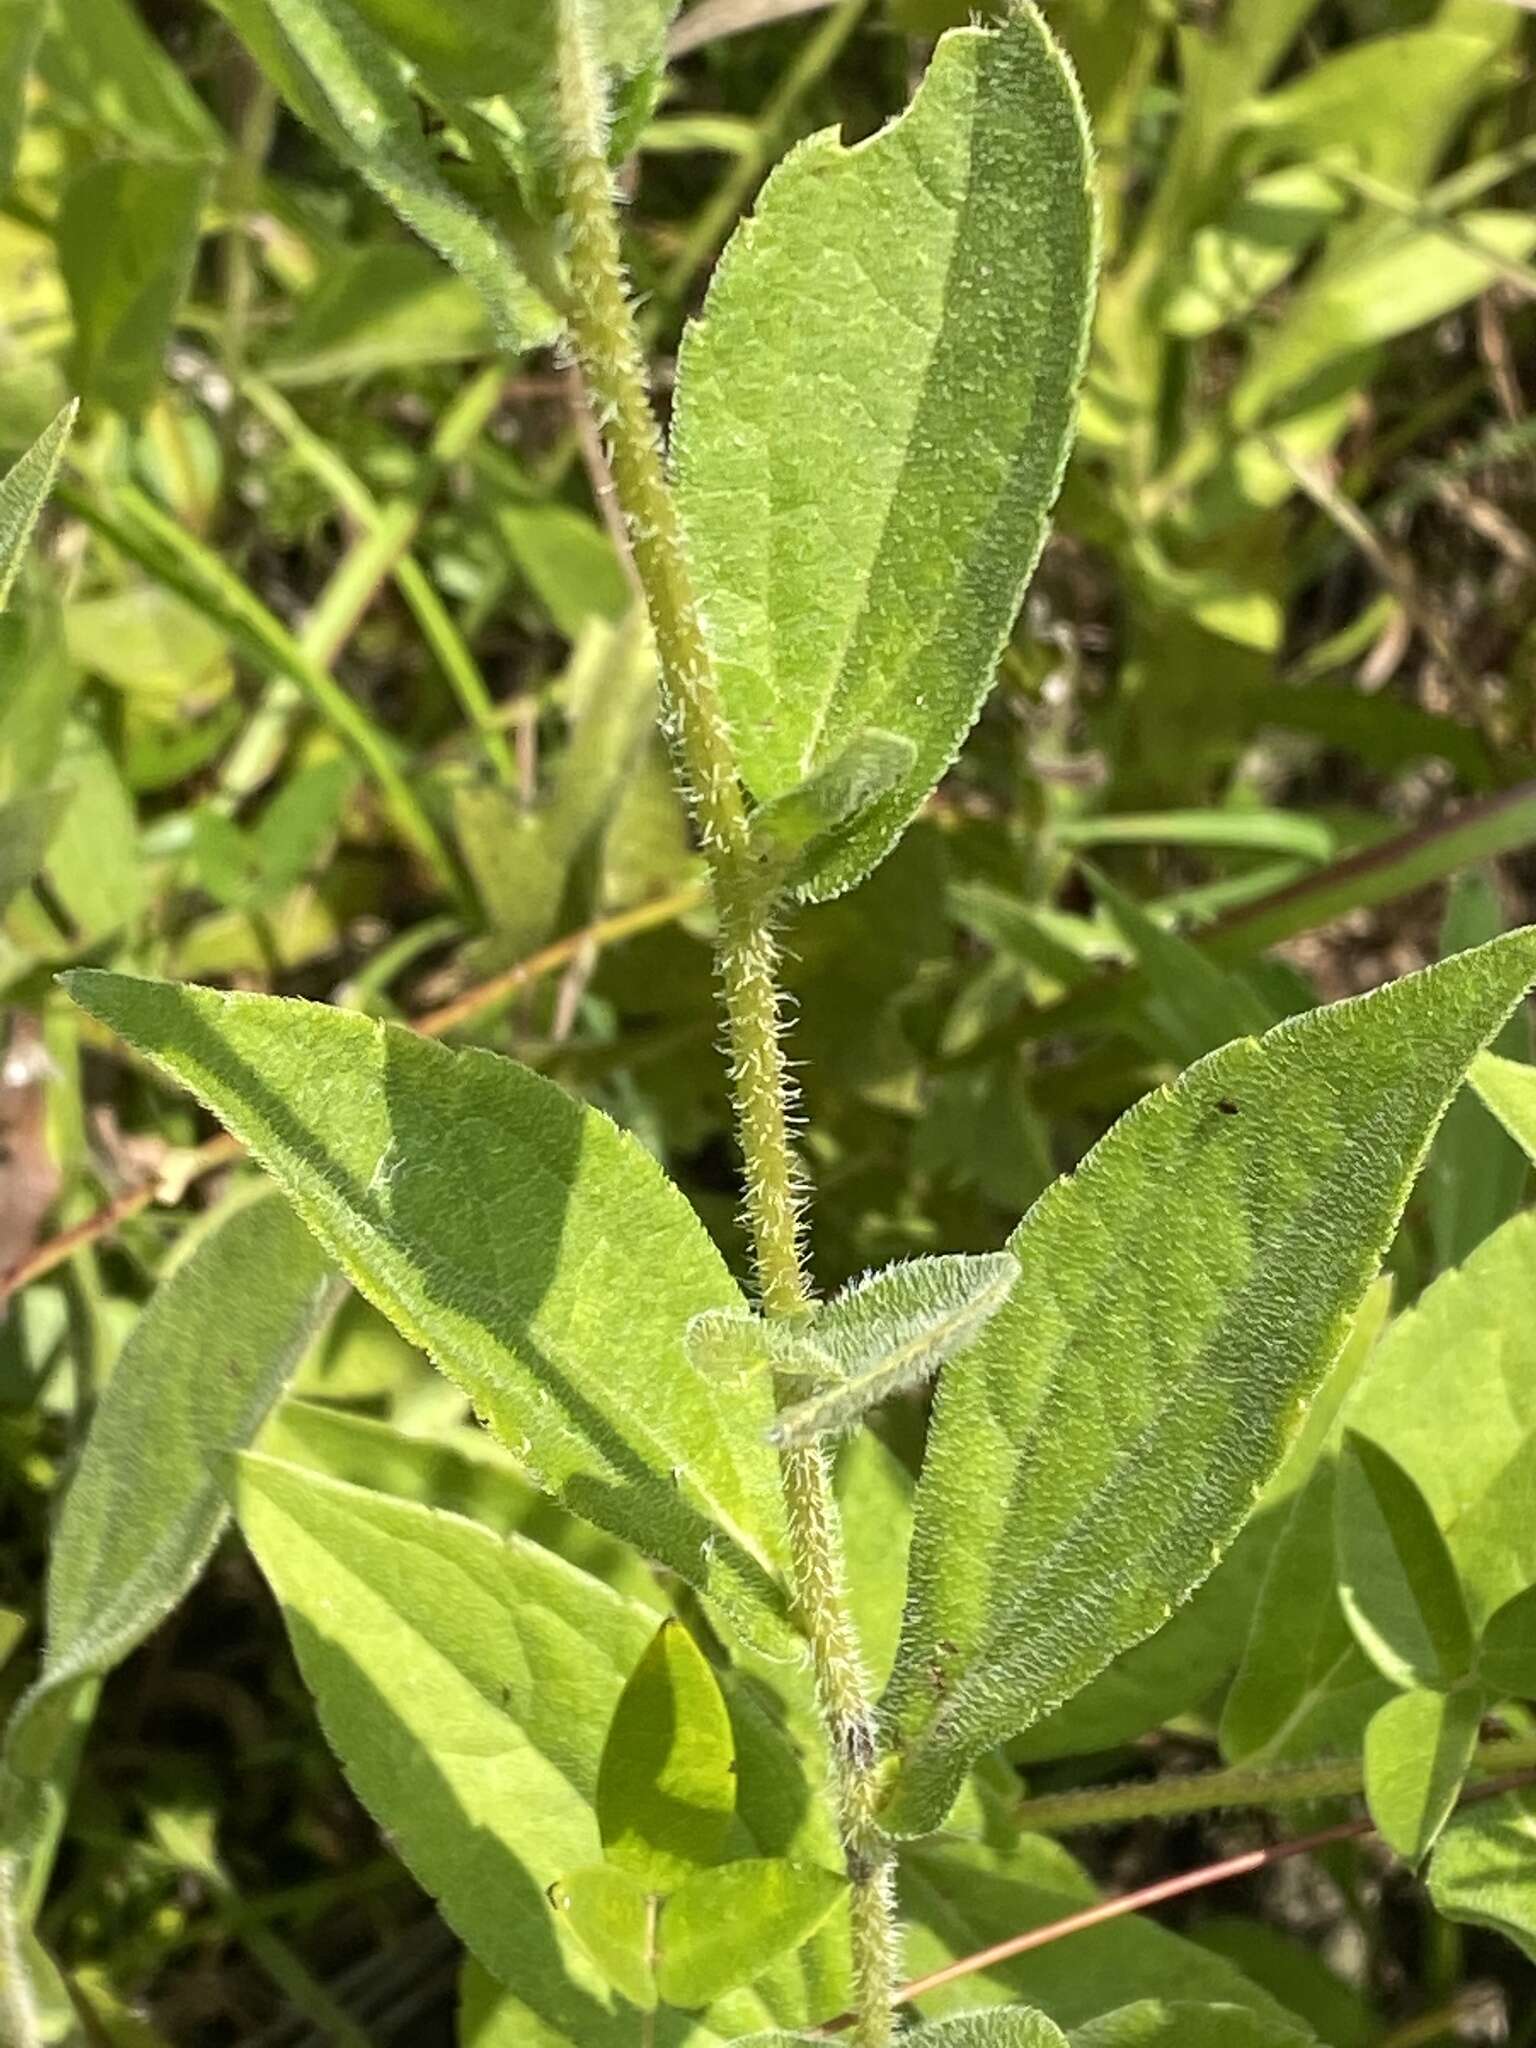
748,729,917,894
654,1857,845,2007
1363,1685,1482,1865
57,158,208,418
1429,1785,1536,1964
1336,1430,1474,1692
597,1620,735,1893
673,8,1097,900
770,1251,1019,1447
4,1195,339,1777
209,0,559,351
1070,2005,1314,2046
1478,1583,1536,1699
0,404,77,612
1470,1049,1536,1166
883,929,1536,1837
60,974,794,1656
546,1865,655,2011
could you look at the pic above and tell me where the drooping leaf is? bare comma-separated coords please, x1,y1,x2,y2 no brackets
771,1252,1019,1447
1429,1785,1536,1964
60,973,794,1654
547,1865,655,2011
0,404,76,612
209,0,559,351
1345,1209,1536,1627
1335,1431,1474,1693
597,1620,736,1893
1478,1584,1536,1701
882,930,1536,1836
57,159,208,419
655,1860,845,2008
1070,2005,1315,2046
672,9,1097,900
1363,1685,1481,1865
3,1195,339,1779
231,1454,657,2020
1470,1049,1536,1166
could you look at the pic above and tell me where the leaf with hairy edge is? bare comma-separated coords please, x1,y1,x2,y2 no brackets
209,0,559,351
3,1195,339,1780
60,974,794,1654
771,1252,1019,1447
1430,1786,1536,1964
882,931,1536,1837
1363,1685,1481,1866
672,8,1096,901
0,404,76,612
1335,1432,1473,1692
732,2025,1067,2048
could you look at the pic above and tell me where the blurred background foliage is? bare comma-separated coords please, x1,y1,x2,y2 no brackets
3,0,1536,2039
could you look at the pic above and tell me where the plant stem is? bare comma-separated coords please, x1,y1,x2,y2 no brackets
1013,1733,1536,1834
551,10,896,2038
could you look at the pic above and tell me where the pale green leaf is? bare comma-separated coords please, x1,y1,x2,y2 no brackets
60,972,794,1654
0,404,76,612
771,1252,1019,1447
597,1619,736,1892
547,1865,655,2011
1470,1049,1536,1166
232,1453,656,2019
263,244,494,387
1336,1431,1474,1693
1363,1684,1481,1865
1428,1785,1536,1964
1071,2004,1314,2046
209,0,559,351
58,159,208,419
882,930,1536,1836
0,788,64,917
1478,1584,1536,1700
672,9,1096,900
1345,1208,1536,1625
747,730,917,894
655,1859,845,2008
4,1195,339,1778
1162,167,1345,338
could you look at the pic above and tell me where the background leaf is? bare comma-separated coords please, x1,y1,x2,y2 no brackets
672,9,1096,900
0,404,75,610
1335,1430,1473,1692
1362,1685,1481,1865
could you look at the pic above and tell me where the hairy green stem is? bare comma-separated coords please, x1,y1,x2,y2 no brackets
1014,1734,1536,1835
552,10,896,2037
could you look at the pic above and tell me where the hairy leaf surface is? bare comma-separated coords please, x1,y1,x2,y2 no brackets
883,931,1536,1835
62,974,794,1651
0,404,75,612
672,9,1096,899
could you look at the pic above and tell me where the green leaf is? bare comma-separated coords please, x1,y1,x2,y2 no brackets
57,159,208,419
231,1453,657,2016
1345,1208,1536,1627
547,1865,655,2011
1070,2005,1314,2046
1429,1785,1536,1965
770,1251,1019,1447
4,1195,339,1778
0,404,76,612
0,0,46,192
36,0,222,159
60,973,794,1654
837,1430,915,1694
881,930,1536,1836
1335,1430,1474,1692
672,9,1097,901
598,1619,736,1893
907,2019,1070,2046
1470,1049,1536,1165
263,243,494,387
655,1859,845,2008
1363,1685,1482,1865
748,730,917,896
0,787,64,917
209,0,559,352
1478,1584,1536,1700
1086,865,1278,1065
